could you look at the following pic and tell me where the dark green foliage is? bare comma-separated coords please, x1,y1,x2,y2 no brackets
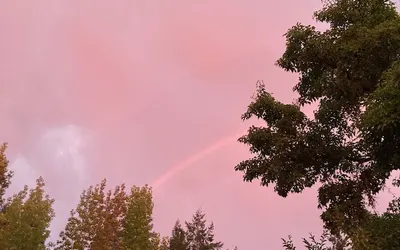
169,220,190,250
351,197,400,250
236,0,400,233
282,231,351,250
170,210,224,250
185,209,223,250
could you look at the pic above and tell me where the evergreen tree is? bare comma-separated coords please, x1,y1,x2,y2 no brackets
153,234,170,250
185,209,223,250
169,220,189,250
159,236,170,250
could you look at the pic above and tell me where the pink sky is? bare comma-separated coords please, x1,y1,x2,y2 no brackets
2,1,396,249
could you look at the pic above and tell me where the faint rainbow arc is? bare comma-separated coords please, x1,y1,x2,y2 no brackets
151,130,247,191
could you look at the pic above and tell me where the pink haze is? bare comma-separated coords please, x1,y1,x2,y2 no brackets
1,1,396,249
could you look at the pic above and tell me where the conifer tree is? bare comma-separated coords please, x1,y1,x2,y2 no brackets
159,236,170,250
185,209,223,250
169,220,189,250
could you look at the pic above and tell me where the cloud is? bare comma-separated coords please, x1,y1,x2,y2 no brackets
7,155,37,195
32,124,89,241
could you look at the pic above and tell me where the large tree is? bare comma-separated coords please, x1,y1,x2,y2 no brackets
235,0,400,234
185,209,223,250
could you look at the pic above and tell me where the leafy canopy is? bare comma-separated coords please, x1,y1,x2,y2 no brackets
235,0,400,233
0,144,55,250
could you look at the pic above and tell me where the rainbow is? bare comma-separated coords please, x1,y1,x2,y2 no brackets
152,130,247,190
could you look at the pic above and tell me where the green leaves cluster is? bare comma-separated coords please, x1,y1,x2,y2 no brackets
282,231,351,250
236,0,400,234
0,143,55,250
55,181,158,250
282,198,400,250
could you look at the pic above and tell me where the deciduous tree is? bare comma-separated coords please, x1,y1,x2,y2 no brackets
0,177,55,250
121,185,157,250
56,179,127,250
351,195,400,250
235,0,400,233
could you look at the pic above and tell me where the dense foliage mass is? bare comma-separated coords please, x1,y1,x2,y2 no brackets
236,0,400,235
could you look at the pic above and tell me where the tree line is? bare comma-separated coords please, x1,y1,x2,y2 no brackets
0,144,232,250
2,0,400,249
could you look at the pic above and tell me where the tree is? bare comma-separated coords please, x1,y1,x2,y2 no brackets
0,143,13,210
282,231,351,250
0,143,54,249
159,236,170,250
0,177,55,250
235,0,400,233
152,234,170,250
226,247,239,250
169,220,189,250
185,209,223,250
121,185,157,250
56,179,127,250
282,192,400,250
350,196,400,250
